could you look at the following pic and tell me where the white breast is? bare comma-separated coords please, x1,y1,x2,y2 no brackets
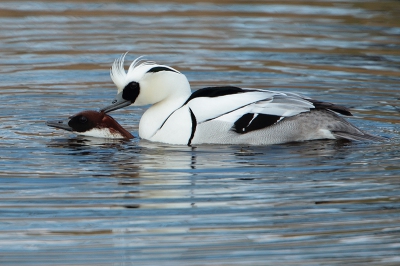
141,106,193,145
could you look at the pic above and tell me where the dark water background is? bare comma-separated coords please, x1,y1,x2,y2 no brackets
0,1,399,265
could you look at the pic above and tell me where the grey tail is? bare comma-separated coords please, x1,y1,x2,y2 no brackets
332,131,387,142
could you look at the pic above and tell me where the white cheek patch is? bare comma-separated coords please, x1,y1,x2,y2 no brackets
74,128,125,139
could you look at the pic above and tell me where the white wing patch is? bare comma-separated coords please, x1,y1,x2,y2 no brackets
249,95,314,117
187,91,274,123
187,90,315,125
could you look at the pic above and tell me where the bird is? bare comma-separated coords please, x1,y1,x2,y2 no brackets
100,53,385,145
47,110,133,140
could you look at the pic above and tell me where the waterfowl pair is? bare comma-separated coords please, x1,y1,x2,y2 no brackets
98,54,384,145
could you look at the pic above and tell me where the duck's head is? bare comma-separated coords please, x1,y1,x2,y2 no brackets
47,110,134,140
101,53,190,113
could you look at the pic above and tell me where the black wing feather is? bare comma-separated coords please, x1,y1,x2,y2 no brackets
232,113,282,134
308,99,352,116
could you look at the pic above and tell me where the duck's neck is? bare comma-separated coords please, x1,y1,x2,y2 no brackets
139,94,190,140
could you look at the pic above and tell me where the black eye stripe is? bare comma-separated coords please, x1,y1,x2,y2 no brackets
122,81,140,102
147,66,178,73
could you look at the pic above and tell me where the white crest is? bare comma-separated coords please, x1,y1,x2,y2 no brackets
110,52,133,93
110,53,148,92
110,52,181,93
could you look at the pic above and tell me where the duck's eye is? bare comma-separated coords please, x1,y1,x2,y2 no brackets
79,116,88,124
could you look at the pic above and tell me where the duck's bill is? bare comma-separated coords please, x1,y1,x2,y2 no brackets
100,92,132,113
46,119,73,131
100,99,131,113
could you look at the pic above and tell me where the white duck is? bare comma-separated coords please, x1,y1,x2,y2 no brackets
100,54,384,145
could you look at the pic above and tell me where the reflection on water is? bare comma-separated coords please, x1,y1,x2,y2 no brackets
0,0,400,265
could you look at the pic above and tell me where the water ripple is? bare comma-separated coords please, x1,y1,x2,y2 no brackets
0,0,399,265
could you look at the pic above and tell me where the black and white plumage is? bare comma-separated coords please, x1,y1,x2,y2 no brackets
101,54,384,145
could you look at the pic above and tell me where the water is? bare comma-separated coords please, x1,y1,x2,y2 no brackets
1,0,400,265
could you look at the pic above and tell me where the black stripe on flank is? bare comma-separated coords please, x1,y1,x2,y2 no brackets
188,108,197,146
184,86,255,105
147,66,179,74
232,113,282,134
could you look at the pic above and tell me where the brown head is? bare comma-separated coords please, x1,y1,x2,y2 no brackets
47,110,133,140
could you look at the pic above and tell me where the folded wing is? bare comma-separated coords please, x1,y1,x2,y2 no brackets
185,86,352,135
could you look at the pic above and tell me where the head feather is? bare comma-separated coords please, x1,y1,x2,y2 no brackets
127,55,147,74
110,53,181,93
110,52,129,93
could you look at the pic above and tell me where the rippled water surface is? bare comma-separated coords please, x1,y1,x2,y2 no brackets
1,0,400,265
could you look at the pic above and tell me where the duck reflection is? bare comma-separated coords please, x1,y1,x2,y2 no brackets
46,129,356,212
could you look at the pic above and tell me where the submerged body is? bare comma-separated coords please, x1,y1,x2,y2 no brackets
101,54,384,145
47,110,133,140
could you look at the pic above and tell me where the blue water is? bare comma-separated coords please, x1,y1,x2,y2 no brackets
0,1,399,265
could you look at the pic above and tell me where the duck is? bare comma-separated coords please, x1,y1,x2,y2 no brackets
100,53,384,145
47,110,134,140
